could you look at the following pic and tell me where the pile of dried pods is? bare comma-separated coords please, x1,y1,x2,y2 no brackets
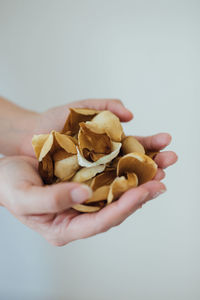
32,108,158,212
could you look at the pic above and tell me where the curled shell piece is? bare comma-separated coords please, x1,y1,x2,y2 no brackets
90,169,116,190
78,122,112,162
86,186,110,203
38,133,54,162
107,173,138,204
53,132,77,154
85,111,123,142
71,164,106,183
117,152,157,184
77,142,121,168
32,134,49,160
122,136,145,155
62,108,99,135
32,131,77,162
72,203,101,213
54,155,80,181
32,130,78,184
53,149,72,162
38,154,54,185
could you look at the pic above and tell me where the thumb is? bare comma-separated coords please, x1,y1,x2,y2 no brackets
12,182,92,215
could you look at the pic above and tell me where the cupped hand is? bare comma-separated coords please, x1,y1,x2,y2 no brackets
0,133,177,246
19,98,133,157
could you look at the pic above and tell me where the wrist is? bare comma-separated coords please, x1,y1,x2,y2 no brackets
17,110,41,157
0,97,40,156
0,157,9,206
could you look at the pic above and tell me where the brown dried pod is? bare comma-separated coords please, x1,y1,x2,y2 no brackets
77,140,121,168
122,136,145,155
62,108,99,135
86,185,110,204
38,154,54,184
85,110,123,142
32,131,78,182
78,122,112,162
71,165,106,183
117,152,157,185
54,155,79,181
107,173,138,204
90,169,116,190
72,203,101,213
32,134,49,160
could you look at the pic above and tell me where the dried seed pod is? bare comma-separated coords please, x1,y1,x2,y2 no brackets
37,133,54,162
86,186,110,203
86,110,123,142
71,164,106,183
90,169,116,190
77,142,121,168
122,136,145,155
32,131,78,183
32,131,77,162
62,108,99,135
107,173,138,204
117,152,157,184
54,155,79,181
38,154,54,184
78,122,112,162
72,204,101,213
32,134,49,160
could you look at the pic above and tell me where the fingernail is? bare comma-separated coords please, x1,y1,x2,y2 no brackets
152,189,166,199
70,185,92,203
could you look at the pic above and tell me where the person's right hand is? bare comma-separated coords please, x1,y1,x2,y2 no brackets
0,133,177,246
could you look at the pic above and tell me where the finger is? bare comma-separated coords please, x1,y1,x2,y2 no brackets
153,168,166,181
154,151,178,169
135,133,172,151
66,181,166,241
10,182,92,215
69,98,133,122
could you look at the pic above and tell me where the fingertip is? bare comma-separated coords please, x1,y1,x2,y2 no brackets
141,180,166,199
70,184,93,203
124,109,134,122
154,151,178,168
155,133,172,148
109,101,133,122
153,168,166,181
173,152,179,163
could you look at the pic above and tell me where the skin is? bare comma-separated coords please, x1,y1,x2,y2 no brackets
0,97,178,246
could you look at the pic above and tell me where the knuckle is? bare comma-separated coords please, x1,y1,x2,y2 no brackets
114,219,124,227
9,197,25,215
49,239,67,247
113,98,122,104
49,195,59,211
12,202,24,215
49,193,62,211
96,222,110,234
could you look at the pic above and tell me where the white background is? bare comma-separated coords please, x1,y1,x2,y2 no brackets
0,0,199,299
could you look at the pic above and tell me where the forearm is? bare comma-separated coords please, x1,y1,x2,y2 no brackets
0,97,39,155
